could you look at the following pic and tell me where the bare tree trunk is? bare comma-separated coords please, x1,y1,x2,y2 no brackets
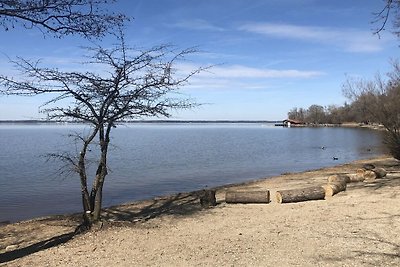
88,123,111,223
92,176,105,221
78,127,99,225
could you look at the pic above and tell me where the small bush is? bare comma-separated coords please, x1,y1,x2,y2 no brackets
385,131,400,160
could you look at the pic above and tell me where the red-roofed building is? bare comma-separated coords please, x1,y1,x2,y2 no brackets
283,119,304,127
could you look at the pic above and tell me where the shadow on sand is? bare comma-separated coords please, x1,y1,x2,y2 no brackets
101,191,208,223
0,190,210,264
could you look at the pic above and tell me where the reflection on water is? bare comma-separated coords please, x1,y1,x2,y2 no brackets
0,123,385,222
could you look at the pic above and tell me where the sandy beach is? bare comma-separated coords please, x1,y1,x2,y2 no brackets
1,156,400,266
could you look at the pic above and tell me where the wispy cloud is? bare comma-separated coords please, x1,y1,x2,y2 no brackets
178,63,324,91
169,19,225,32
198,64,324,79
239,22,387,53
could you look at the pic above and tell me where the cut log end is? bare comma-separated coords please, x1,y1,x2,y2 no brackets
324,180,347,197
363,170,377,181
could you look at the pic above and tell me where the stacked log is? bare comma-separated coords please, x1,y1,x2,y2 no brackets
223,164,388,206
355,165,388,182
276,186,326,204
225,190,270,204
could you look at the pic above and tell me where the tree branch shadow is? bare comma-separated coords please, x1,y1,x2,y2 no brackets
0,190,213,264
101,190,213,223
319,232,400,266
316,213,400,266
0,232,74,263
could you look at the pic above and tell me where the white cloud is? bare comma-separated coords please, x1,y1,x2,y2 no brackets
170,19,225,32
201,64,324,79
239,23,387,53
177,63,324,91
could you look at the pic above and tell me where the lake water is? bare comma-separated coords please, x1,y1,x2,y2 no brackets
0,123,385,222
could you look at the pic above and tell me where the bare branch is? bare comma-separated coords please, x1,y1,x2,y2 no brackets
0,0,129,38
372,0,400,38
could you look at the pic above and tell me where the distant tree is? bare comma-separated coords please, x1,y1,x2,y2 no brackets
0,34,207,227
298,108,306,122
0,0,127,38
287,107,306,122
306,104,325,124
340,102,357,123
287,107,299,120
325,105,343,124
343,61,400,159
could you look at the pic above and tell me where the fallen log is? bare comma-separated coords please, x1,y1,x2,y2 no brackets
348,169,366,182
324,180,347,197
327,174,350,184
276,186,326,204
225,190,270,204
373,167,387,178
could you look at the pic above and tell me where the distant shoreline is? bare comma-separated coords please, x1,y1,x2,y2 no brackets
0,120,280,124
0,120,386,130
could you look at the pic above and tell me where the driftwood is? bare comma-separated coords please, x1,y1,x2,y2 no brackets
373,167,387,178
324,180,347,197
225,190,270,204
327,174,350,184
199,189,217,207
276,186,326,204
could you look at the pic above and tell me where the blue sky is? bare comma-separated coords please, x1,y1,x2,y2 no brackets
0,0,398,120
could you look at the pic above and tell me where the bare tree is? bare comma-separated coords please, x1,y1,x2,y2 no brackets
0,0,127,38
343,61,400,159
306,104,326,124
287,107,306,122
0,34,207,227
325,105,343,124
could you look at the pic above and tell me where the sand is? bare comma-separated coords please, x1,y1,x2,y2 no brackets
1,156,400,266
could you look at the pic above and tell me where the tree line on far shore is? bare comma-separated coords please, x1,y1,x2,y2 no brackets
287,102,368,125
287,60,400,160
288,61,400,127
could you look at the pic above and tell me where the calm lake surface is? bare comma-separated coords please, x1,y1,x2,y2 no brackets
0,123,385,222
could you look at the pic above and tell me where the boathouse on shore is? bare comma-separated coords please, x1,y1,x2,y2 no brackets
282,119,304,127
